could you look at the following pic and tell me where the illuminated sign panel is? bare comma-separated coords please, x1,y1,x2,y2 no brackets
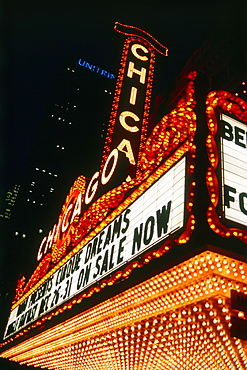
2,23,247,370
2,24,200,345
221,114,247,226
4,157,186,339
206,90,247,242
107,40,152,179
78,59,116,79
34,25,169,265
90,37,157,202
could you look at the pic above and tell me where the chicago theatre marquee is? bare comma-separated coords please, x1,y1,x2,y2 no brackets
1,22,247,369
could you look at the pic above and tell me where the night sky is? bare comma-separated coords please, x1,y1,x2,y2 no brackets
0,1,245,369
1,0,239,186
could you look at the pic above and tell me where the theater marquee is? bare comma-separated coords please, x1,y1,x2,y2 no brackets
2,21,247,370
5,158,186,338
2,23,198,345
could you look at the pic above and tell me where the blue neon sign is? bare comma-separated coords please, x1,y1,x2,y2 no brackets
78,59,116,79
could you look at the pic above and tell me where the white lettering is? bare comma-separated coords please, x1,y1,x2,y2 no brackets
101,149,119,185
129,86,138,105
37,237,47,261
119,111,140,132
70,192,83,223
45,225,57,254
117,139,136,165
131,44,149,61
85,172,100,205
127,61,146,84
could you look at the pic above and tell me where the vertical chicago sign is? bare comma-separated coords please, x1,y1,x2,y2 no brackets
2,23,198,342
86,22,168,202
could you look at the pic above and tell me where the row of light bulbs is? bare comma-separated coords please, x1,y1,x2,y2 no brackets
1,251,247,370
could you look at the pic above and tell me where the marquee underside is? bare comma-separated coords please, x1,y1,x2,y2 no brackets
1,250,247,370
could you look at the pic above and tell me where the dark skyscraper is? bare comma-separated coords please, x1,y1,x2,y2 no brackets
0,184,20,220
3,55,116,278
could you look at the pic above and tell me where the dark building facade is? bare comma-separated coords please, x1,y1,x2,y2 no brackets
0,184,20,221
6,56,116,275
169,12,247,107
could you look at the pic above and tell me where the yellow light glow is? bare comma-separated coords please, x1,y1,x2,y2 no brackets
85,171,99,205
101,149,119,185
131,44,149,61
119,111,140,132
127,61,147,84
1,251,247,370
205,90,247,243
117,138,136,165
129,86,138,105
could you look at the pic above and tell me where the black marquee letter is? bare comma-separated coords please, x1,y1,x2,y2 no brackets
222,121,233,141
132,224,143,255
156,201,172,237
235,126,246,148
224,185,236,208
143,216,155,245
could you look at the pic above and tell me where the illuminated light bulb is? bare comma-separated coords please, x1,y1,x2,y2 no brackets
238,311,245,318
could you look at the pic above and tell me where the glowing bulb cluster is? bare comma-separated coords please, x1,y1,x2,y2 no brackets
1,251,247,370
205,90,247,242
10,72,198,321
